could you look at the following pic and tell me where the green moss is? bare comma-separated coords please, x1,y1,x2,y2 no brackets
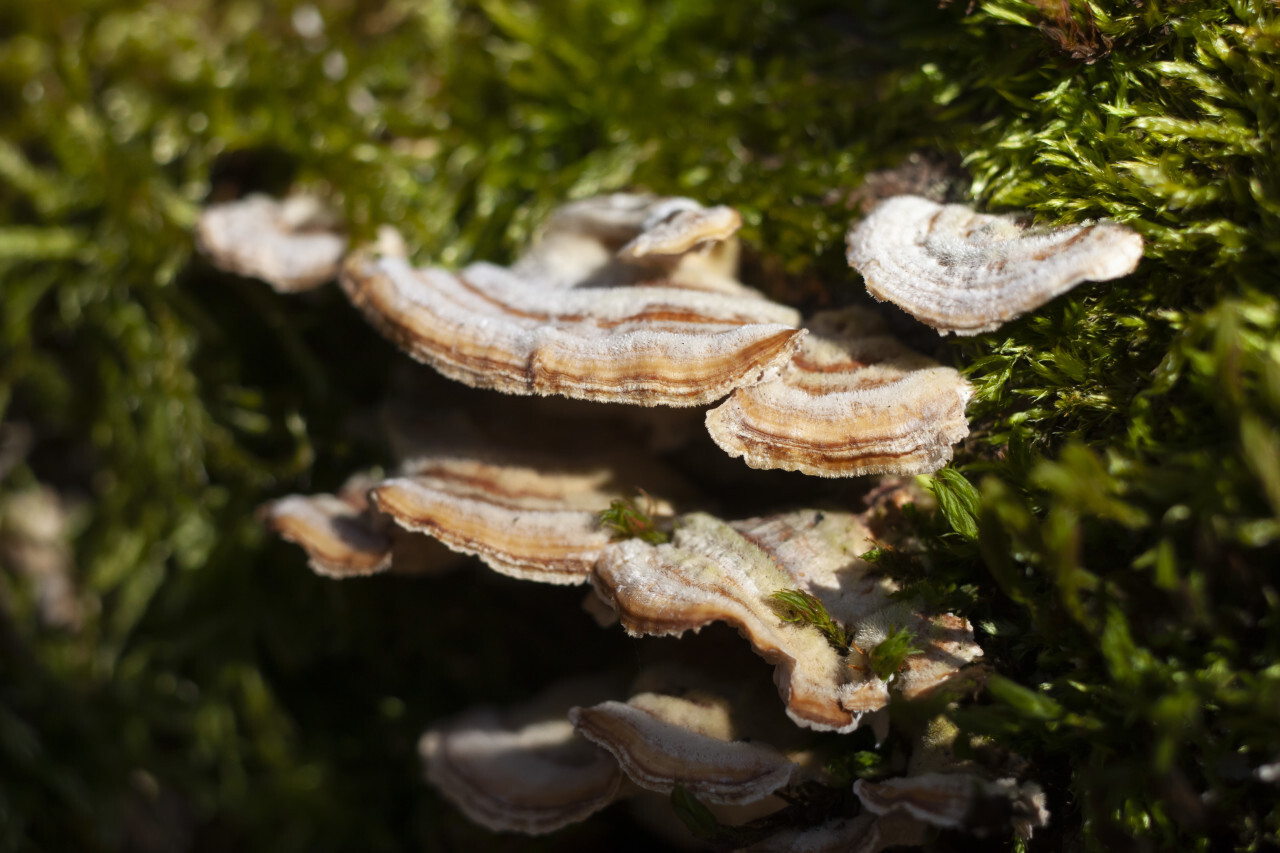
3,0,1279,849
599,493,669,545
868,625,925,681
769,588,855,651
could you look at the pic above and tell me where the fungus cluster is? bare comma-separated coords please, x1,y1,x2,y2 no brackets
197,181,1142,845
421,664,812,837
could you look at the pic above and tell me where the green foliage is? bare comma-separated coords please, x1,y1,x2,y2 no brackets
599,493,669,545
921,468,982,541
769,589,853,652
868,625,925,681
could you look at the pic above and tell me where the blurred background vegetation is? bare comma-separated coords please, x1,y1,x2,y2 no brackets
1,0,1278,850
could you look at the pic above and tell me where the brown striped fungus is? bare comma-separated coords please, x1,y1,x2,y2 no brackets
339,193,806,407
569,689,800,806
852,717,1050,840
370,447,678,586
846,195,1144,335
706,308,973,477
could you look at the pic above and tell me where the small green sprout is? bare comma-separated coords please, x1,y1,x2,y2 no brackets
769,591,925,679
670,784,721,841
599,491,668,545
769,589,853,651
868,625,925,681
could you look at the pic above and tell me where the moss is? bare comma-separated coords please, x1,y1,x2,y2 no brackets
868,625,925,681
2,0,1279,850
599,493,669,545
770,588,855,651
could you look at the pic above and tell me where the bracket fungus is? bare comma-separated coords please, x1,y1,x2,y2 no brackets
419,680,625,835
853,773,1049,839
850,716,1050,841
615,199,742,263
706,308,973,477
261,378,696,586
338,193,806,407
592,511,982,733
260,491,392,578
846,195,1144,335
511,194,746,294
371,449,676,586
260,473,458,579
570,692,799,806
194,193,347,292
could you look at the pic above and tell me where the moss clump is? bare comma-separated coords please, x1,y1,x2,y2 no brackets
868,625,925,681
3,0,1279,850
770,588,855,651
599,493,669,545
